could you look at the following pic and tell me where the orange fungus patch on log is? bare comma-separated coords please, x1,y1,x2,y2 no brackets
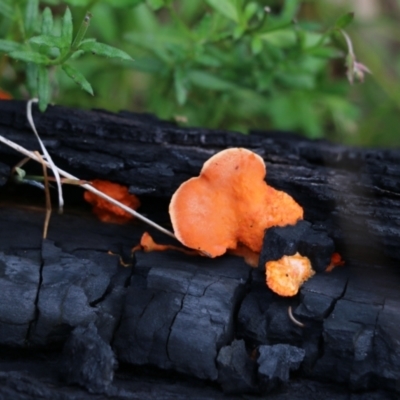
0,89,12,100
169,148,303,257
266,253,315,297
325,252,345,272
84,179,140,223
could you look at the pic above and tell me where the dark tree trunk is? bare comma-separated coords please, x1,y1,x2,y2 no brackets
0,100,399,399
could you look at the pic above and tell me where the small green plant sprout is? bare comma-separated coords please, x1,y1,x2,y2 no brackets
0,0,133,111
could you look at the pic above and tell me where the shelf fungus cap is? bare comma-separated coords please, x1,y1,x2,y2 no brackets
169,148,303,257
266,252,315,296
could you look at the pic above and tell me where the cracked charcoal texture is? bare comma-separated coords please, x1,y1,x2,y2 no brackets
0,102,400,398
113,251,250,380
60,323,116,393
216,339,257,394
257,344,305,392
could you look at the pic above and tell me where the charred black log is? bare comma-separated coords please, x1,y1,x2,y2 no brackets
1,100,400,266
0,101,400,398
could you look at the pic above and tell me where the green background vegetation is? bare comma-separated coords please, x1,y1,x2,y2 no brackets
1,0,399,147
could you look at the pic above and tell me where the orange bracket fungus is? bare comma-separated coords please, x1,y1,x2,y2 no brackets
266,253,315,297
84,179,140,223
169,148,303,258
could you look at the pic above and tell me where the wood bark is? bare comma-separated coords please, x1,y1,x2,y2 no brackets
0,100,399,398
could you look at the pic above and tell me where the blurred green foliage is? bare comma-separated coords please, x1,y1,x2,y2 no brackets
0,0,399,146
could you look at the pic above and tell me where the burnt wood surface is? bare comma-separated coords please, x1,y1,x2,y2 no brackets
0,100,399,398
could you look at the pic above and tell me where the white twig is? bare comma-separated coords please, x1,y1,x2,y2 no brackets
288,306,305,328
0,134,177,239
27,99,64,213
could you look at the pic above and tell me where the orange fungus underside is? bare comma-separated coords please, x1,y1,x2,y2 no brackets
84,179,140,223
266,252,315,297
169,148,303,257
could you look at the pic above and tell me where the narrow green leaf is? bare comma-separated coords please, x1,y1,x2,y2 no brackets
79,38,96,45
8,50,49,64
61,7,73,46
63,0,91,5
188,70,235,91
26,63,38,96
62,63,94,95
71,12,91,49
335,12,354,30
0,39,23,53
251,36,263,55
174,69,187,105
206,0,239,23
280,0,300,22
244,2,258,22
29,35,66,49
79,41,133,61
41,7,54,35
259,29,297,48
70,50,85,60
37,66,50,112
25,0,39,35
0,0,13,19
104,0,146,7
146,0,164,11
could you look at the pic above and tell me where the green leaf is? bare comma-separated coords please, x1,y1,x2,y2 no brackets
29,35,66,49
188,70,235,91
64,0,91,5
79,38,96,45
0,39,23,53
280,0,300,22
37,66,51,112
26,63,38,96
24,0,39,35
8,50,49,64
0,0,13,19
251,36,263,55
244,2,258,22
104,0,145,7
259,29,297,48
174,69,187,105
206,0,239,23
62,63,94,95
334,12,354,30
70,50,85,59
146,0,164,11
61,7,73,47
41,7,54,36
79,41,133,61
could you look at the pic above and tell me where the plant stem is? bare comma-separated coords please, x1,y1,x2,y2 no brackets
72,12,92,50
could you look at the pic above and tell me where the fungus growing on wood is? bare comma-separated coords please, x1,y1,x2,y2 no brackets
266,253,315,297
134,232,198,256
169,148,303,257
325,252,345,272
0,89,12,100
84,179,140,223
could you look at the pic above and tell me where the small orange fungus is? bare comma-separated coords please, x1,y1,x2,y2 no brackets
266,252,315,297
84,179,140,223
0,89,12,100
132,232,200,256
169,148,303,257
325,252,345,272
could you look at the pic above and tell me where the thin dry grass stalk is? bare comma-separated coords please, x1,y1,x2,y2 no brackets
0,134,177,239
